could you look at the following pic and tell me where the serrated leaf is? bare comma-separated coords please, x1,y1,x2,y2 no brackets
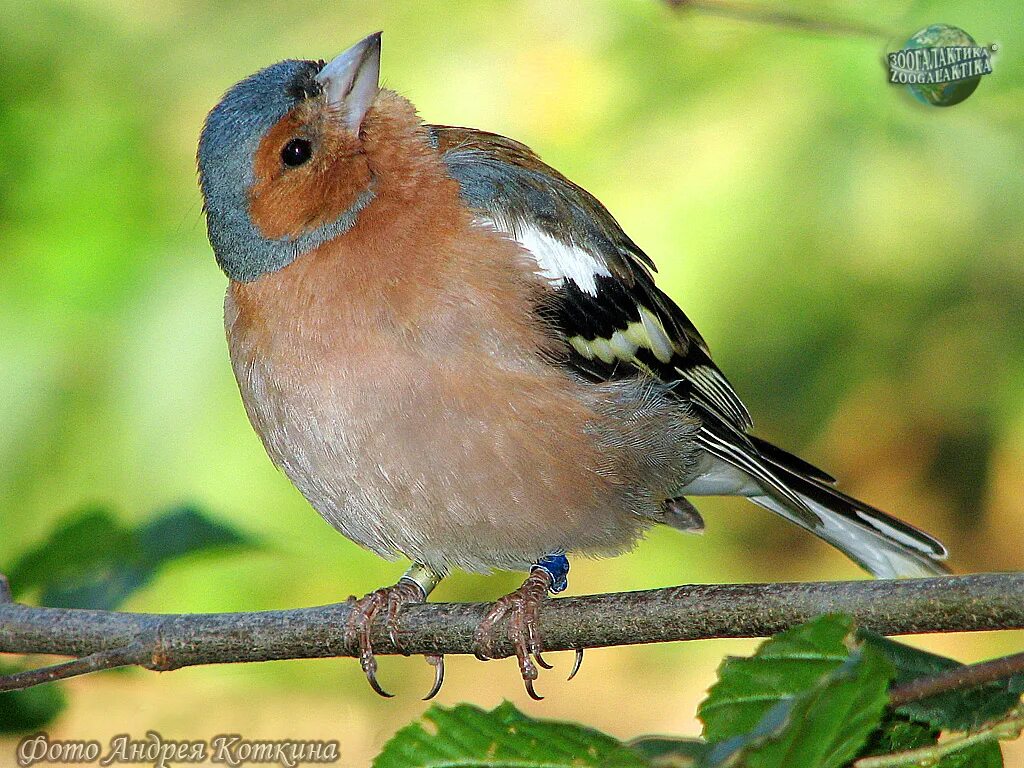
629,737,709,767
373,702,649,768
861,714,938,757
699,614,858,742
857,711,1007,766
700,645,893,768
861,734,1003,768
861,632,1024,731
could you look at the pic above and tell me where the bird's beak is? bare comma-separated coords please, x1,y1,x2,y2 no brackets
315,31,382,133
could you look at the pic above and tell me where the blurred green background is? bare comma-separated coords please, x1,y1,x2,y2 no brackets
1,0,1022,763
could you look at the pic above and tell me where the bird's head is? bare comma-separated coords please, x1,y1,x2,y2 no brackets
198,32,383,282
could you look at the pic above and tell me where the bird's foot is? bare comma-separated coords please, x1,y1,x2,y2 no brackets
345,578,441,699
473,554,582,700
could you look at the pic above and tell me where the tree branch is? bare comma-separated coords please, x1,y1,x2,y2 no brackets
664,0,895,39
1,572,1023,692
0,643,146,691
889,650,1024,707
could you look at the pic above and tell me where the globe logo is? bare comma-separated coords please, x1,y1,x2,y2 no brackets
888,24,996,107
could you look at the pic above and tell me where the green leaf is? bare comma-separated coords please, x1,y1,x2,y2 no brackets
934,741,1003,768
698,614,858,743
6,508,137,602
5,505,255,610
0,663,67,734
861,714,938,756
699,643,893,768
629,737,709,767
858,710,1007,767
859,728,1003,768
136,505,254,563
861,632,1024,731
373,702,649,768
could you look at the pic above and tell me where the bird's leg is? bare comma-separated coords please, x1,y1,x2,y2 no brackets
473,553,579,700
345,563,444,699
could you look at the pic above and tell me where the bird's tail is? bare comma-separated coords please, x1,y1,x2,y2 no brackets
684,433,949,578
745,437,949,578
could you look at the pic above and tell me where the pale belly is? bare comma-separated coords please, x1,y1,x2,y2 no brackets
229,343,682,573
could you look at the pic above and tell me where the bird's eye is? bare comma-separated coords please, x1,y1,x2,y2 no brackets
281,138,313,167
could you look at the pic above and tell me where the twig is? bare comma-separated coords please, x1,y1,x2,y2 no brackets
855,705,1024,768
0,643,144,692
0,574,11,604
889,650,1024,707
665,0,896,40
1,573,1023,692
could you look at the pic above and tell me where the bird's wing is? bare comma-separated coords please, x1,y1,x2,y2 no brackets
432,125,953,574
432,125,750,424
432,125,830,518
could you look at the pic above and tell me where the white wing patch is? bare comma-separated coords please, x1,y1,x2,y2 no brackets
479,217,611,295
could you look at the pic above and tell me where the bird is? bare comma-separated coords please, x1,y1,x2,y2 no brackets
196,32,949,700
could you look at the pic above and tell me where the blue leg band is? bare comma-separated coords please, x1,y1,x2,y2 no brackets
531,553,569,594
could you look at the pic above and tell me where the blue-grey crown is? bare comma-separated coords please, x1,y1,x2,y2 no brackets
198,59,373,282
198,60,318,281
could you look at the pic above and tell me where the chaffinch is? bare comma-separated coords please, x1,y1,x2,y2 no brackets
196,32,948,699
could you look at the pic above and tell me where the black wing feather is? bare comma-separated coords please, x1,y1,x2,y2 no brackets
433,124,758,433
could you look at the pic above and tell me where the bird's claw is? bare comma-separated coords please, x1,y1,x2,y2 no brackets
344,580,427,698
567,647,585,681
349,567,578,700
524,677,543,701
423,654,445,701
473,568,561,699
360,651,393,698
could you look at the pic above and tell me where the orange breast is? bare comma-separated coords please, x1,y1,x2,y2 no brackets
221,91,685,571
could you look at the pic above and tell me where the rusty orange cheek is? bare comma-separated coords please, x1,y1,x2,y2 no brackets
248,107,373,241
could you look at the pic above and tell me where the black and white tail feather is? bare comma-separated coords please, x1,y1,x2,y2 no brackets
434,124,949,579
682,436,948,578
